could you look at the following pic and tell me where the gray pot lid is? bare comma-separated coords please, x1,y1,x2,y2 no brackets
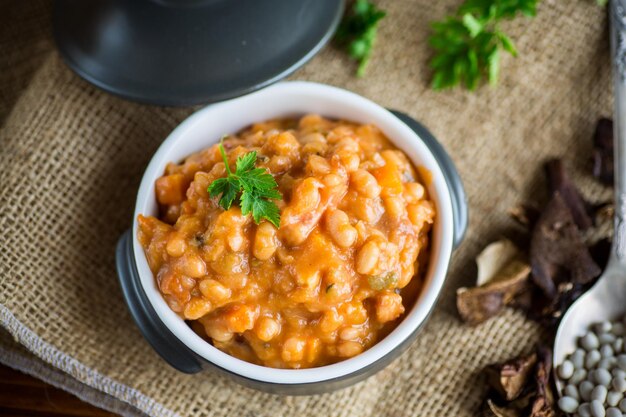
53,0,345,106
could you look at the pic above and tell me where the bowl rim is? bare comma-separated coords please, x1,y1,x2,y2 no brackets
132,81,454,384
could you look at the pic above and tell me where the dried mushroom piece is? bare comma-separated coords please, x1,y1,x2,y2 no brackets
484,399,524,417
530,193,601,299
508,204,541,230
529,346,556,417
477,240,526,286
457,240,531,325
485,352,538,401
481,347,559,417
545,159,593,230
532,282,589,327
484,393,535,417
592,118,614,186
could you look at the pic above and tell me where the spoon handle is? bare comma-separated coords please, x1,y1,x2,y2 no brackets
610,0,626,260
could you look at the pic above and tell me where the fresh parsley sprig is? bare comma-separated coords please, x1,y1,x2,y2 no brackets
207,140,282,228
429,0,539,91
335,0,387,77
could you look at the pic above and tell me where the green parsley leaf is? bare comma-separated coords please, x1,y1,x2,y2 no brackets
335,0,387,77
207,140,282,227
429,0,539,91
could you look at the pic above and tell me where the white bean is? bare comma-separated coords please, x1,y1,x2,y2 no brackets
613,323,625,337
581,381,596,402
596,369,614,386
614,338,624,354
559,396,580,413
565,384,580,400
591,400,606,417
587,350,602,369
572,369,589,385
606,408,622,417
615,369,626,379
600,358,618,369
579,403,592,417
620,397,626,411
559,360,575,379
583,333,601,351
604,345,617,359
607,391,623,407
614,377,626,393
618,355,626,371
597,322,613,334
592,385,608,403
573,349,587,368
602,334,618,345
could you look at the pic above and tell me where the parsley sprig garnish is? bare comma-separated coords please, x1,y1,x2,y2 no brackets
429,0,539,91
335,0,387,77
207,140,282,228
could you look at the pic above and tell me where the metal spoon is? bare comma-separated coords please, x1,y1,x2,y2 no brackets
553,0,626,394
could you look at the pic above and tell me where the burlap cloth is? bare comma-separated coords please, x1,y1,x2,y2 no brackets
0,1,616,416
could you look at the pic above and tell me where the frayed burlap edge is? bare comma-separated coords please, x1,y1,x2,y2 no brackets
0,305,179,417
0,339,147,417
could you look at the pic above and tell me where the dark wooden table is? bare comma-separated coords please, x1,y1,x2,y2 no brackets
0,364,116,417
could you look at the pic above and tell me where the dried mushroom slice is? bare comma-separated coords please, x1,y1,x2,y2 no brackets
545,159,592,230
457,239,531,325
485,352,538,401
508,204,541,230
530,193,601,299
484,399,524,417
529,346,556,417
476,240,526,286
484,393,535,417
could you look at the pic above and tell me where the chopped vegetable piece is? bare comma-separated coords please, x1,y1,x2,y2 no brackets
368,272,398,291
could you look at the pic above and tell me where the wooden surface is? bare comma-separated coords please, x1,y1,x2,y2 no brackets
0,364,116,417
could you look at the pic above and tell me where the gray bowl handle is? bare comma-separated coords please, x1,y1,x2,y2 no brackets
390,110,468,248
116,230,202,373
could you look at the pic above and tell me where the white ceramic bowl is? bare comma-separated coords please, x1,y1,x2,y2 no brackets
125,81,461,393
